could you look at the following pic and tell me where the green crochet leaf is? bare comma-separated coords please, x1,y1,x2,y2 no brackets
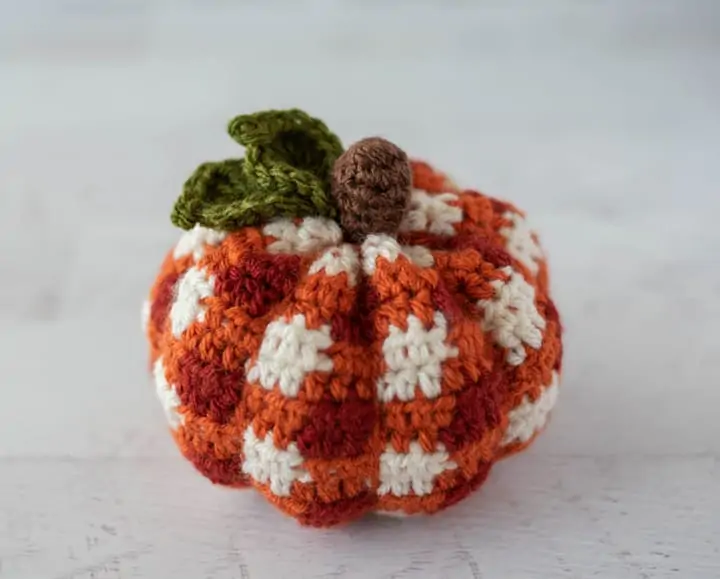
171,109,344,231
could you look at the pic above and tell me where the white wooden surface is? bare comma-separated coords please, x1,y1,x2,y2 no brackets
2,1,719,577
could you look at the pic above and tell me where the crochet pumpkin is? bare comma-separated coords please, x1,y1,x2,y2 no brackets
142,109,563,527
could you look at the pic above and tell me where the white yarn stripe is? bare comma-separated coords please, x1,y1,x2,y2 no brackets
378,441,457,496
399,190,462,236
141,299,151,333
361,235,435,275
308,244,360,286
361,234,403,275
401,245,434,268
169,266,215,338
264,217,342,254
153,357,183,429
377,312,458,402
241,426,312,496
246,314,333,398
173,224,227,262
477,266,546,366
499,211,543,276
503,372,560,445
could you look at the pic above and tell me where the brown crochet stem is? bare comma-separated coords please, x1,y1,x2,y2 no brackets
330,137,412,242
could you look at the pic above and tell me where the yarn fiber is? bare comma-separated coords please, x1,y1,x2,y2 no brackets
171,109,343,231
331,137,412,242
144,109,563,527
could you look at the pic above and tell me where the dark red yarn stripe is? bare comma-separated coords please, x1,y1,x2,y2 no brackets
438,371,505,452
297,391,377,460
175,351,245,424
215,252,301,317
298,492,377,527
150,272,180,332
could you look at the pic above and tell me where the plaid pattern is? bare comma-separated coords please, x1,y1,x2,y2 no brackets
144,160,563,527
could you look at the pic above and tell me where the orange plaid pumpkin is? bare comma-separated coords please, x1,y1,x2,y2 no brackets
143,110,562,527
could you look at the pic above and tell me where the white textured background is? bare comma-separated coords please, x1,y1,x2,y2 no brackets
1,1,719,577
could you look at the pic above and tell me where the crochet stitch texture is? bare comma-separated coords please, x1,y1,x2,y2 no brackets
143,109,563,527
